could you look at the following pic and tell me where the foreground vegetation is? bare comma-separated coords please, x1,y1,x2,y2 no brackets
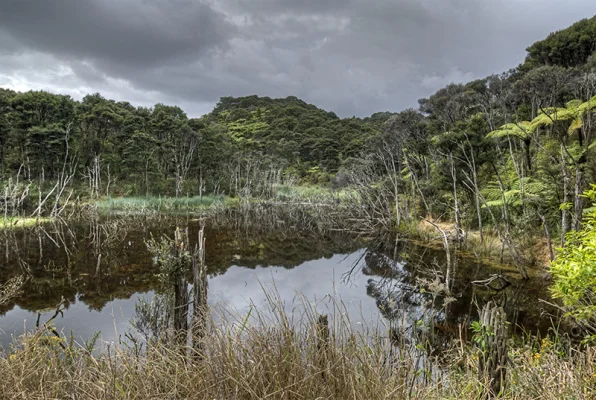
0,293,593,400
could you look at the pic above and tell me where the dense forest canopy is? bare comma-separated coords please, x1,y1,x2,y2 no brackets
523,16,596,70
0,89,392,196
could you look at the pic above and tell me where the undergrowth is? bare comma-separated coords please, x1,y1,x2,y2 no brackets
1,291,594,399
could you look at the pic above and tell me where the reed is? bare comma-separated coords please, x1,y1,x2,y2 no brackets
1,289,594,399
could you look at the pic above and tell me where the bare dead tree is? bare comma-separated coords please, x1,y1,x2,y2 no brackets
85,154,101,199
174,134,198,198
50,124,77,217
422,218,453,293
2,165,31,222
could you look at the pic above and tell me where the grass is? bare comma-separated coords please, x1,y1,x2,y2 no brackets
94,195,227,214
92,186,356,216
1,290,594,399
0,217,51,230
274,185,356,202
403,219,554,271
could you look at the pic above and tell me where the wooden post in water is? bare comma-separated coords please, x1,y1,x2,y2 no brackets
478,301,508,398
316,314,329,379
173,228,189,345
192,223,208,357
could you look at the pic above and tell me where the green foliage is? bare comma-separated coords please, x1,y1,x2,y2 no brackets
550,185,596,325
145,229,193,286
470,320,494,351
523,16,596,70
0,91,382,194
487,121,537,139
530,97,596,134
482,177,552,209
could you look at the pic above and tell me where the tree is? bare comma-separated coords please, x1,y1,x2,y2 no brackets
523,16,596,70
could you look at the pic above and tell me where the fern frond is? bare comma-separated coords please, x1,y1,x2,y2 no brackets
579,96,596,114
566,99,583,110
568,117,583,134
530,112,555,129
481,177,554,208
487,122,534,139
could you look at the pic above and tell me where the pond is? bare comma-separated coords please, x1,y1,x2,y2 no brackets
0,216,553,349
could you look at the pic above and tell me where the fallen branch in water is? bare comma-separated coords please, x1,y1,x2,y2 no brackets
471,274,511,291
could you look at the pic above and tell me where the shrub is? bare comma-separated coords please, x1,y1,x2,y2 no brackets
550,185,596,337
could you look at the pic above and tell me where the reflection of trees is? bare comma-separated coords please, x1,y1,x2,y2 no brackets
366,278,423,322
1,217,152,314
354,235,555,341
206,228,358,273
0,217,362,315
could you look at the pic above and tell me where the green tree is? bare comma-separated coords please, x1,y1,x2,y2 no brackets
523,16,596,70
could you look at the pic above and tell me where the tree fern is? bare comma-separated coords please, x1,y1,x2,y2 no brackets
487,121,536,140
481,177,554,209
530,97,596,135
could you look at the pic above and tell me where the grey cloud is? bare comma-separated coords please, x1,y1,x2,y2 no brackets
0,0,595,117
0,0,233,67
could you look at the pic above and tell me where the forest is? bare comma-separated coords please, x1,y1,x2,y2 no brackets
1,15,596,400
2,19,596,255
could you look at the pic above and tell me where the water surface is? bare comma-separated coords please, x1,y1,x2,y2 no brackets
0,216,552,349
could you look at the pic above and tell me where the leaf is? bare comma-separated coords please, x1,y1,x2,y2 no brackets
566,99,583,110
487,122,535,140
568,117,583,135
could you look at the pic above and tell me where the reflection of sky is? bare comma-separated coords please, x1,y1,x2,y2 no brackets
0,293,149,349
0,249,401,350
208,251,381,324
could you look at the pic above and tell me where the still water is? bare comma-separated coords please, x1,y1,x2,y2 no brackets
0,216,551,349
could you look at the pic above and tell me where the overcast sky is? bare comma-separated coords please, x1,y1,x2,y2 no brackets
0,1,594,117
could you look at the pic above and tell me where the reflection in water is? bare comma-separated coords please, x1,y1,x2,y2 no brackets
0,217,553,349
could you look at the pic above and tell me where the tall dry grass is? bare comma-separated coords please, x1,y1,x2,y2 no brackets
1,291,595,399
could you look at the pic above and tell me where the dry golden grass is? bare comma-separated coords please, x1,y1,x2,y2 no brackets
1,294,595,399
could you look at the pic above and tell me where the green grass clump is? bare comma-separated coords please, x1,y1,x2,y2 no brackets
274,185,356,202
92,186,357,216
0,217,50,230
95,195,226,213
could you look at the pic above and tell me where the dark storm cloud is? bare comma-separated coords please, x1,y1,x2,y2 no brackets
0,0,595,117
0,0,233,66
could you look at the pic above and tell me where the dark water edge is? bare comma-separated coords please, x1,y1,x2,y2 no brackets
0,215,555,349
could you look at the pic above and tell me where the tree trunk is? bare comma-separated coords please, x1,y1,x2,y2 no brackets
524,138,532,172
539,214,555,262
173,229,189,345
192,225,208,357
145,159,150,196
561,145,571,245
449,153,462,242
470,156,483,243
478,301,508,398
173,272,189,345
573,163,584,231
491,163,528,279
